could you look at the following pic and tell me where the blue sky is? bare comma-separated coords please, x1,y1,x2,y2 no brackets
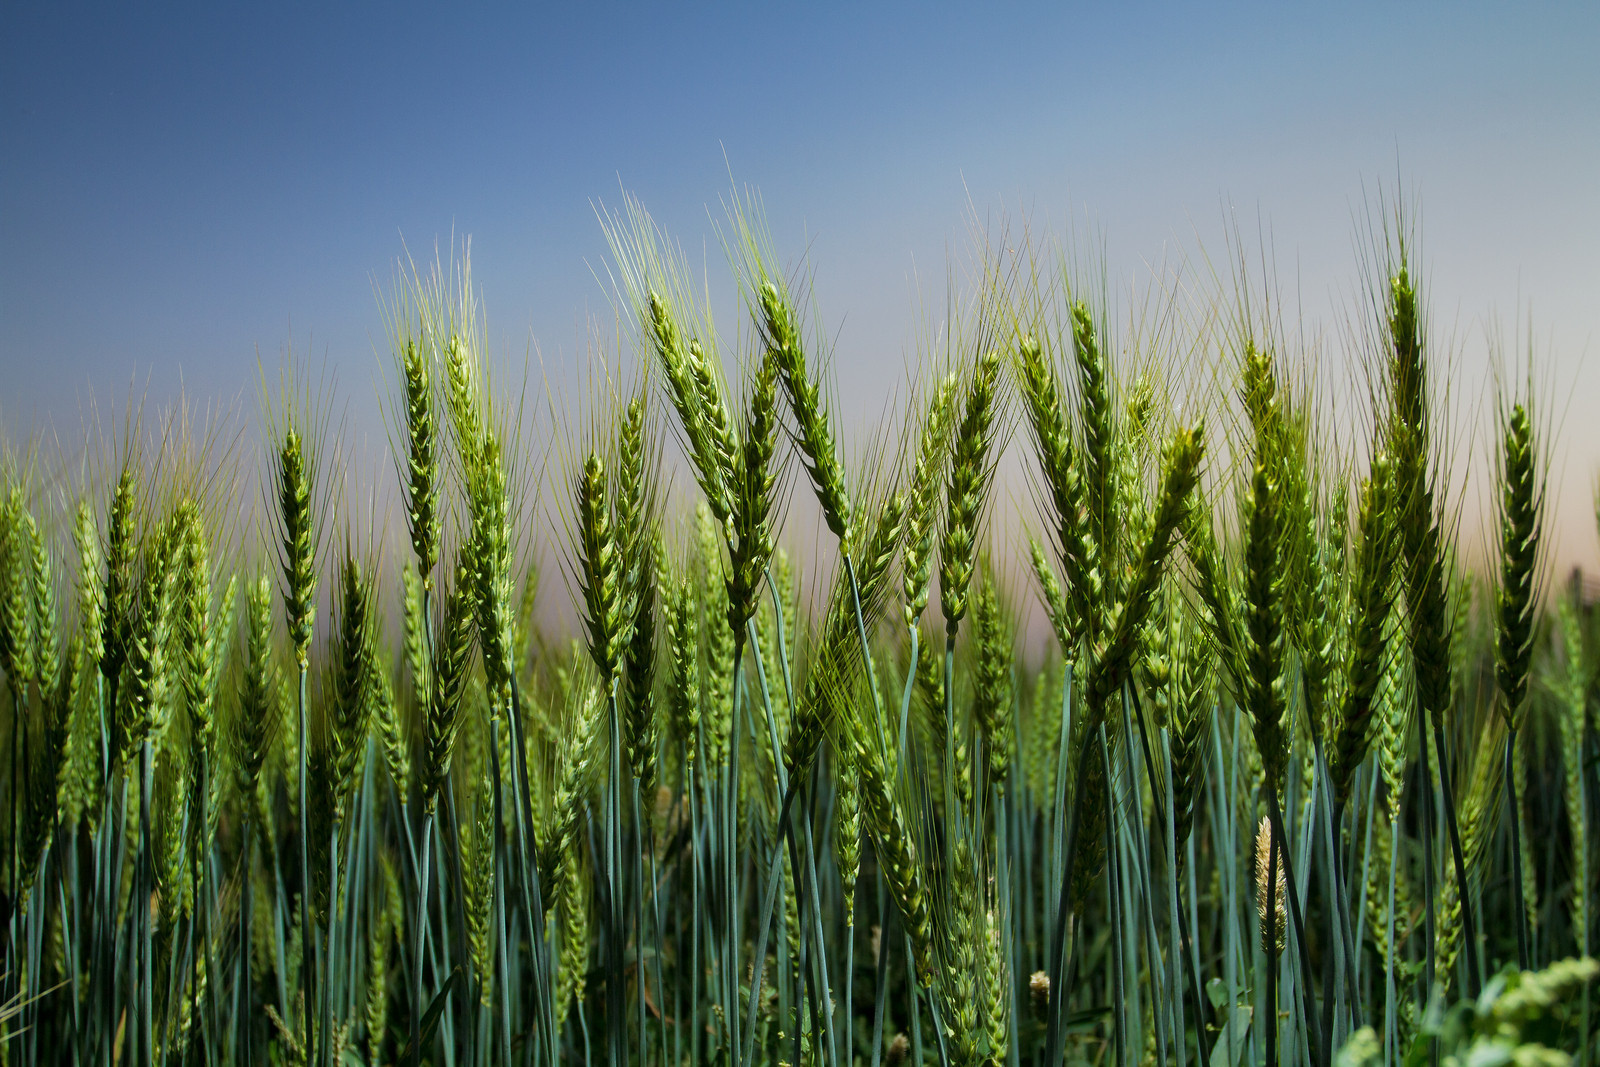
3,2,1597,570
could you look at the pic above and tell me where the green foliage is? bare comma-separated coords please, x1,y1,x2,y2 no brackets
1339,958,1599,1067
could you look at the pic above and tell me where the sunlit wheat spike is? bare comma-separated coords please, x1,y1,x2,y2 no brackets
402,565,428,706
1495,401,1542,726
1239,341,1282,449
761,279,852,542
121,515,182,762
662,569,701,765
1331,456,1396,806
101,464,139,686
0,490,40,692
1141,588,1174,727
1402,484,1452,724
1091,423,1203,709
1388,267,1427,442
687,335,742,516
541,680,603,894
848,721,936,983
461,764,496,1006
854,490,906,612
1014,335,1096,646
645,291,736,528
1169,606,1214,854
236,572,278,798
1374,589,1410,826
1286,473,1338,743
726,345,779,636
443,332,482,465
1028,538,1072,653
366,855,400,1064
555,848,591,1028
328,548,376,811
940,838,982,1065
1383,250,1484,995
1555,595,1591,955
177,498,235,851
466,426,517,700
973,567,1014,789
512,556,540,676
695,500,734,765
1243,460,1288,788
1438,712,1504,986
23,639,81,893
1071,301,1115,566
981,907,1010,1064
399,335,440,582
73,497,105,675
833,743,862,925
369,637,408,797
615,391,651,563
421,562,476,810
276,425,317,667
781,846,807,1056
576,449,623,682
622,528,659,793
23,504,60,695
175,501,219,756
903,372,957,628
1385,263,1452,723
940,349,1003,636
1184,498,1245,691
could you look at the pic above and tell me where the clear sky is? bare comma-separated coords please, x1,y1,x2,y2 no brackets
3,2,1597,577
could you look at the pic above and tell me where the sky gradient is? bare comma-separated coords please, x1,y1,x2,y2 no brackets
3,2,1597,578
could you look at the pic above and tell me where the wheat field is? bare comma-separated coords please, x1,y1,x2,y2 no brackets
0,196,1594,1067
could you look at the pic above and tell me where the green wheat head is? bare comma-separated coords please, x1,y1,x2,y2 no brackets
1495,401,1541,727
940,350,1003,636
